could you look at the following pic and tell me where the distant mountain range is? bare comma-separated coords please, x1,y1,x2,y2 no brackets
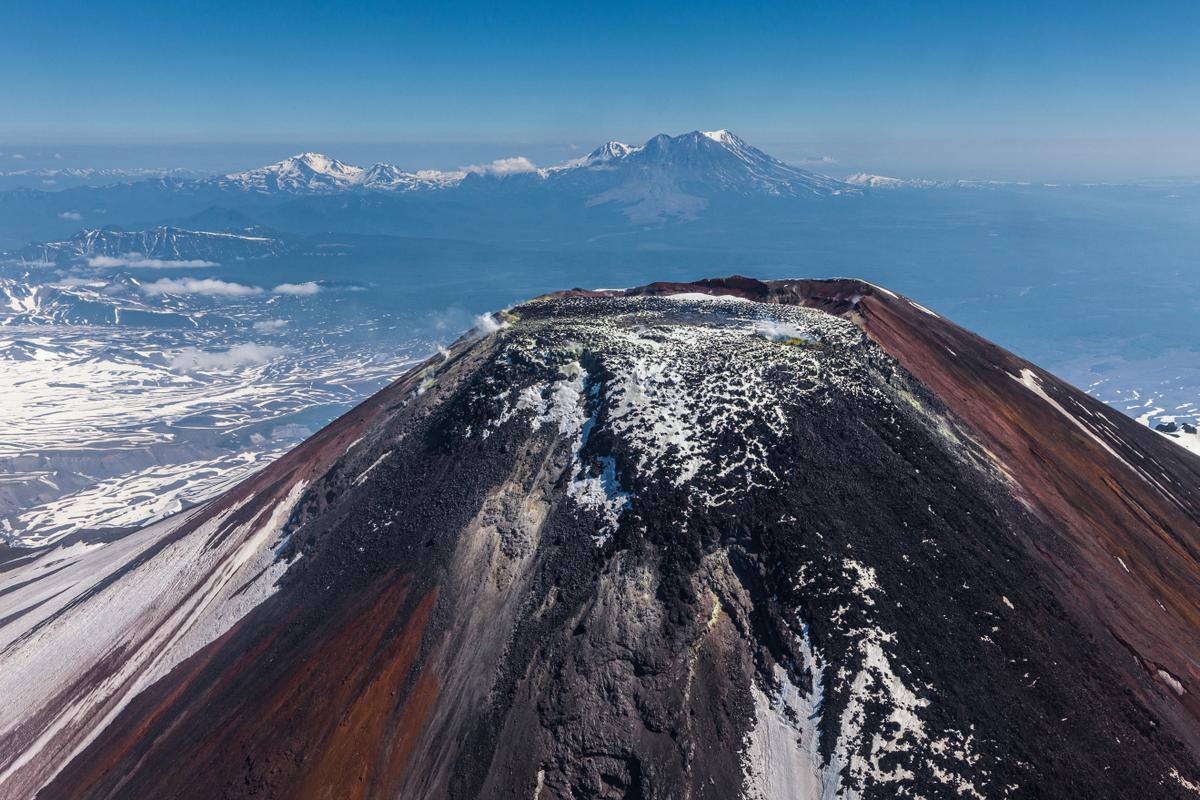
213,152,462,193
197,130,857,225
6,130,1189,252
0,166,204,191
15,224,290,266
0,130,874,247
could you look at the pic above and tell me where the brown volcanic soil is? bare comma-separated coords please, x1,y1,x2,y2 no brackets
22,278,1200,799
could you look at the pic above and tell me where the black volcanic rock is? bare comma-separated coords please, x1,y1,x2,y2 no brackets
1,279,1198,799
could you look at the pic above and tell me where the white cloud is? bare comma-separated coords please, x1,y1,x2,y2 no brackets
273,281,320,296
252,319,289,332
53,153,63,160
88,253,219,269
169,343,285,371
472,312,507,336
58,211,82,221
11,154,24,160
464,156,540,176
140,277,262,296
753,319,814,342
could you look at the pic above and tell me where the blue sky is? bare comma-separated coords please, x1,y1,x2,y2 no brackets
3,0,1198,178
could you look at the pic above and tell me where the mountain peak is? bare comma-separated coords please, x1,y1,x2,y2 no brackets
278,152,362,177
577,129,852,218
585,141,638,162
221,152,364,193
8,279,1198,798
700,128,740,145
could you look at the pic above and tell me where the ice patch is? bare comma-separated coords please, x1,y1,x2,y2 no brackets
1171,768,1200,795
352,450,392,486
744,658,837,800
506,362,633,541
1158,669,1186,696
568,456,632,545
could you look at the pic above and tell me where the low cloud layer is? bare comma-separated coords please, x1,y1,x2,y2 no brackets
140,277,262,296
169,342,285,371
136,276,322,297
464,156,539,177
272,281,321,296
58,211,82,221
89,253,218,269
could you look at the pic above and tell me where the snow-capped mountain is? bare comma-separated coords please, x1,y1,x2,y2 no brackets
623,130,845,193
218,152,367,193
555,129,849,195
217,152,463,194
3,278,1198,799
11,225,290,266
355,162,463,190
844,172,941,189
586,139,640,162
552,140,643,169
557,129,854,221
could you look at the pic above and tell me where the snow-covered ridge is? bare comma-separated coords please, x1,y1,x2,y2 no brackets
549,141,644,171
218,151,466,194
844,173,1096,191
844,172,941,189
0,166,202,179
11,226,288,266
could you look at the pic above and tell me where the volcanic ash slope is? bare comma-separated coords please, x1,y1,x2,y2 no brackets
3,280,1199,800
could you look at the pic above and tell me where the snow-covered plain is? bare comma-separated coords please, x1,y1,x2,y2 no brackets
1053,346,1200,459
0,279,422,546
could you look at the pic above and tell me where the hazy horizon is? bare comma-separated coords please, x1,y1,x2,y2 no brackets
5,1,1200,181
2,132,1199,183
